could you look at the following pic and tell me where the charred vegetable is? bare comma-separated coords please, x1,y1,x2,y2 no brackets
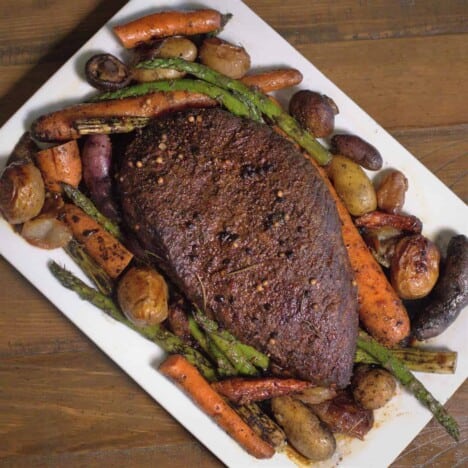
331,134,383,171
85,54,131,91
355,211,422,234
0,162,45,224
117,266,169,326
131,37,197,82
271,396,336,461
360,226,401,268
351,365,396,410
35,140,82,192
327,155,377,216
289,90,338,138
199,37,251,79
391,234,440,300
307,391,374,439
376,170,408,214
412,234,468,340
6,132,38,165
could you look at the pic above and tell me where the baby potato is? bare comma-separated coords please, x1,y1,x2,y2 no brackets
352,365,396,410
377,170,408,214
391,235,440,300
271,396,336,462
0,162,45,224
199,37,251,79
117,266,169,326
327,155,377,216
289,90,338,138
132,36,197,82
331,134,383,171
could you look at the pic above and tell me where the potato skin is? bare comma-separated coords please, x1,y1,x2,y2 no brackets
132,36,197,82
412,234,468,340
327,155,377,216
331,134,382,171
199,37,251,79
271,396,336,462
351,365,396,410
391,235,440,300
289,90,337,138
117,266,169,326
377,170,408,214
0,162,45,224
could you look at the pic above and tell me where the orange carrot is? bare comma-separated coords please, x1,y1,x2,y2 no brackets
61,204,133,279
35,140,82,192
309,159,410,346
159,355,275,459
31,91,216,142
114,9,222,49
241,69,303,93
212,377,313,406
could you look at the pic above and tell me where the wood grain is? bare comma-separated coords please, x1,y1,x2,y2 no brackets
0,1,467,467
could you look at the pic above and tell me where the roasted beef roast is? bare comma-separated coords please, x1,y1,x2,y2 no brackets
118,108,358,387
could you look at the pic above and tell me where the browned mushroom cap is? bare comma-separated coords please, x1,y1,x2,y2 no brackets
85,53,132,91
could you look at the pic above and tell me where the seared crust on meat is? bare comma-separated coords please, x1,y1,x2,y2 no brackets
118,108,358,387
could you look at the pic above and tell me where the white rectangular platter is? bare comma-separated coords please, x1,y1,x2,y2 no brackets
0,1,466,466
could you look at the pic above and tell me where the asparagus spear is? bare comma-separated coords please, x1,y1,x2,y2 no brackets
62,183,122,240
188,315,237,376
64,239,113,296
356,330,460,440
48,261,216,381
90,79,261,122
135,58,331,165
193,309,269,372
74,116,151,135
355,347,457,374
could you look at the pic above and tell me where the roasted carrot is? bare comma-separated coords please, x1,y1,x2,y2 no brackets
309,159,410,346
31,91,216,142
61,204,133,279
114,9,222,49
159,354,275,459
212,377,313,405
241,69,303,93
35,140,82,192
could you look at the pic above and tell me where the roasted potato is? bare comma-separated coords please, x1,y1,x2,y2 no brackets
271,396,336,462
0,162,45,224
199,37,250,79
117,266,169,326
391,235,440,300
412,234,468,340
327,155,377,216
331,134,383,171
377,170,408,214
132,36,197,82
289,90,338,138
351,365,396,410
21,215,72,249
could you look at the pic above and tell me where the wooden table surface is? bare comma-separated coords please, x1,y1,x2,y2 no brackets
0,1,467,466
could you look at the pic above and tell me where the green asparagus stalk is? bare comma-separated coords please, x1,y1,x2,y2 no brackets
62,183,122,240
355,347,457,374
74,116,151,135
136,58,332,165
356,330,459,440
48,261,216,381
188,315,237,376
90,79,261,122
193,308,269,372
64,239,114,296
